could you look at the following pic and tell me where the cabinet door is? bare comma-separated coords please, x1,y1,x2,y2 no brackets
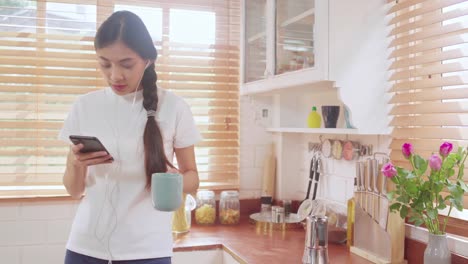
244,0,268,83
275,0,315,75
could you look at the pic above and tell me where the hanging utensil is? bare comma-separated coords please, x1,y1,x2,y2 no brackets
371,158,380,224
304,156,316,201
343,140,360,161
365,159,373,218
311,155,321,200
379,156,390,230
355,161,362,209
358,161,366,212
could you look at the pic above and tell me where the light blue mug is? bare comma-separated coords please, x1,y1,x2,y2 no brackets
151,172,182,212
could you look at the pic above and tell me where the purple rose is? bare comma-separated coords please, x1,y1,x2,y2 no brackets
402,143,414,159
382,163,397,178
439,142,453,157
429,155,442,171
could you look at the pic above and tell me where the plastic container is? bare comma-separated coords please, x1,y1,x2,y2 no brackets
219,190,240,225
172,194,196,233
307,106,321,128
195,190,216,225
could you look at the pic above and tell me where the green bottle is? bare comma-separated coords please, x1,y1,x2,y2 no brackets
307,106,321,128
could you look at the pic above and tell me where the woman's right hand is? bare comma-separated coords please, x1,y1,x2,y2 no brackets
70,143,113,167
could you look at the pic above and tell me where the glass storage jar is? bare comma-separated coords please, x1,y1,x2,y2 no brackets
195,190,216,225
219,190,240,225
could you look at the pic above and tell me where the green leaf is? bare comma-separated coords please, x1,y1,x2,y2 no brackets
396,167,411,177
427,209,438,220
400,206,409,219
414,155,428,175
389,203,401,212
458,180,468,192
448,184,463,199
405,182,419,196
397,195,410,204
387,192,394,201
434,183,444,194
408,215,420,224
437,202,447,210
448,168,455,177
458,163,465,180
452,199,463,211
414,218,424,226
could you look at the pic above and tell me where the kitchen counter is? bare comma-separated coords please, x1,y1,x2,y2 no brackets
173,215,372,263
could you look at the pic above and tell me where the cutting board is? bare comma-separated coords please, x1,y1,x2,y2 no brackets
261,144,276,198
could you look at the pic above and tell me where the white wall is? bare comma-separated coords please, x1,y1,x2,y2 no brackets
0,200,79,264
329,0,391,135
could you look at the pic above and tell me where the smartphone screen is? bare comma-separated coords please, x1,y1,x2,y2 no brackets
69,135,110,154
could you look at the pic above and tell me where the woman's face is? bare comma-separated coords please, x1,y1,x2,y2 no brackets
96,41,149,95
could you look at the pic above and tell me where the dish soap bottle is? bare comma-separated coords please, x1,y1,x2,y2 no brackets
307,106,321,128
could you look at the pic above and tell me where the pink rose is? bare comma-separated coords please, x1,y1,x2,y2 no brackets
429,155,442,171
402,143,413,159
382,162,397,178
439,142,453,157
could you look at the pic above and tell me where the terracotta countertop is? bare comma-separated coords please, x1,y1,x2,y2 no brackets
173,215,372,264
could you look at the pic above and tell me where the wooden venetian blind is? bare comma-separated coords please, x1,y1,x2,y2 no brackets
0,0,240,198
387,0,468,209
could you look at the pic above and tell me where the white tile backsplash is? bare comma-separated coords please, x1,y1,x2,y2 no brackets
254,145,267,168
239,167,262,190
19,201,75,220
21,245,65,264
0,202,19,221
0,220,47,246
46,245,67,264
0,246,20,264
239,146,255,168
47,219,72,244
325,175,348,203
0,201,71,263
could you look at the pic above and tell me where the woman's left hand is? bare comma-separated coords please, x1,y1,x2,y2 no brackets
167,167,179,174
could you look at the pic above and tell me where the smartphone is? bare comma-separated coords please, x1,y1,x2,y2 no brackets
69,135,110,154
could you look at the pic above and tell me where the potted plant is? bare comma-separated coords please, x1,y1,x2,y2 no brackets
381,142,468,264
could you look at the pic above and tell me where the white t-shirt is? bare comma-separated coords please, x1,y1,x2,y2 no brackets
59,87,201,260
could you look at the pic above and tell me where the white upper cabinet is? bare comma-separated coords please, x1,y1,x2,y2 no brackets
241,0,329,95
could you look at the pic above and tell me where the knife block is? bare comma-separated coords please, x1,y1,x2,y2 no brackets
350,204,407,264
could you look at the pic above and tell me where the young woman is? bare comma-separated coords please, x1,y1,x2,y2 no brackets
60,11,201,264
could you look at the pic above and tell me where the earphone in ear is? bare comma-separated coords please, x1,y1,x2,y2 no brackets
144,60,151,69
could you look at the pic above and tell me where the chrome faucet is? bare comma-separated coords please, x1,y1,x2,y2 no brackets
302,215,329,264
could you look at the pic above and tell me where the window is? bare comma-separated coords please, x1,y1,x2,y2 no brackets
0,0,240,198
387,0,468,234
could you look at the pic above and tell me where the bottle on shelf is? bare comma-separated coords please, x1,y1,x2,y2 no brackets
307,106,321,128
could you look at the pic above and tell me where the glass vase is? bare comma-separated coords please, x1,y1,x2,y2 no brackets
423,233,451,264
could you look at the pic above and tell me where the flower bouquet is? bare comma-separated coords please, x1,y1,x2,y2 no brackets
381,142,468,235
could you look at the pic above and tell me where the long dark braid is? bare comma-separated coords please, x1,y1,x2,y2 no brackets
142,64,173,188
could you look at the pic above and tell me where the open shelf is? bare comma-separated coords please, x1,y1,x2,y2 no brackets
267,127,357,134
240,68,331,96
